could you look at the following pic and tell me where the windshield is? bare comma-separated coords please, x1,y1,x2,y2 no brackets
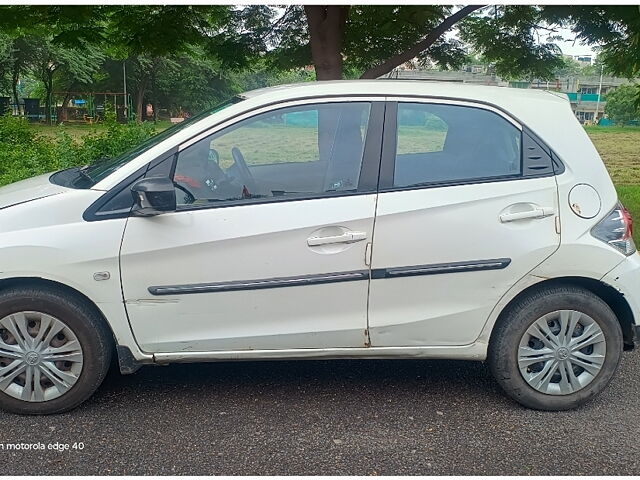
50,96,244,189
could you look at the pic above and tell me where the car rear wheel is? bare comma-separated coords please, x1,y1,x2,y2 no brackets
0,285,113,415
489,285,623,410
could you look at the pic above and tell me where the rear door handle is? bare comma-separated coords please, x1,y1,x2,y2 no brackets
500,207,556,223
307,231,367,246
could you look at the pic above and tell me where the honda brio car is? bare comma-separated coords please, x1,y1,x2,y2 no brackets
0,80,638,414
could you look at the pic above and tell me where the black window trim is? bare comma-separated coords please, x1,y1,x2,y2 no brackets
82,149,178,222
379,98,565,192
83,92,565,221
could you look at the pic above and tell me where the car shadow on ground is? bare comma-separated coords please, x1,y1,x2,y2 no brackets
91,357,510,410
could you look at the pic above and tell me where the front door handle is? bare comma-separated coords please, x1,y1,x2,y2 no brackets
307,231,367,246
500,206,556,223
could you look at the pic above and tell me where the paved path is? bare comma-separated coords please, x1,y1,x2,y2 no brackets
1,351,638,475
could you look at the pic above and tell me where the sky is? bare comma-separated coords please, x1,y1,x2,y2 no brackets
552,27,596,57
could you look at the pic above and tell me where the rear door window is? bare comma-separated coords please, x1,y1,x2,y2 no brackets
393,102,522,187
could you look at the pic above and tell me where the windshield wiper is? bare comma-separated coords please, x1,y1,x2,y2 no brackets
77,166,95,184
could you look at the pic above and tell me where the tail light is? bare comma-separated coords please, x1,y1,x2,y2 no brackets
591,202,636,255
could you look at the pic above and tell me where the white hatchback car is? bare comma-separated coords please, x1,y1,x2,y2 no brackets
0,80,637,414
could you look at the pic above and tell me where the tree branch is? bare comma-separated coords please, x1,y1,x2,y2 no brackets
263,5,295,41
531,23,559,33
360,5,485,79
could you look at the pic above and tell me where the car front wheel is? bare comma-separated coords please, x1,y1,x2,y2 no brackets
0,285,113,415
489,285,623,410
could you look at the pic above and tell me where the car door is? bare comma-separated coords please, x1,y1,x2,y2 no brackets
120,99,384,353
368,99,561,347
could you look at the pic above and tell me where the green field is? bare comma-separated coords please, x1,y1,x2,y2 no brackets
585,126,640,243
586,126,640,185
29,120,174,139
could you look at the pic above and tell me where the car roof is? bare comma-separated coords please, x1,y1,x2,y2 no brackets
240,79,568,107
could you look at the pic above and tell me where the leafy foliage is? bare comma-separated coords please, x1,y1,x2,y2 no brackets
0,113,156,186
541,6,640,79
0,33,12,93
268,6,474,77
459,6,564,80
68,106,157,166
106,6,231,59
605,84,640,126
344,6,468,73
0,115,58,185
0,5,639,117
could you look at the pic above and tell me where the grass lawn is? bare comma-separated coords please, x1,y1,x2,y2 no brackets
585,126,640,185
585,126,640,244
30,120,173,139
30,122,107,139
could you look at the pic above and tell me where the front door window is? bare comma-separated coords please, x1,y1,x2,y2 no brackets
173,102,372,206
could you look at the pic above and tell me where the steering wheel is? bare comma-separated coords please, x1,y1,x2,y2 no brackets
174,182,195,205
231,146,257,194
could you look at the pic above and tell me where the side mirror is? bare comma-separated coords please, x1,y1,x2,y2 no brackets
131,177,176,216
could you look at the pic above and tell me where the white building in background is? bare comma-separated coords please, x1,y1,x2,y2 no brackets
564,54,594,66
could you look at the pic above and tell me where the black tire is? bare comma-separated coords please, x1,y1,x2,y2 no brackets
0,285,113,415
489,285,623,411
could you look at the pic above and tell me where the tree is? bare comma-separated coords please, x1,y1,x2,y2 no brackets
541,5,640,105
153,46,233,117
1,4,639,119
93,6,235,122
263,5,572,81
0,34,12,101
605,84,640,126
53,43,105,122
541,6,640,78
0,36,42,115
553,56,582,77
268,5,640,82
27,38,103,123
0,5,240,121
265,6,486,80
0,5,583,86
0,6,110,119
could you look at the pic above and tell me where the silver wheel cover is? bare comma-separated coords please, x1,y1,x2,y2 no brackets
0,312,84,402
518,310,606,395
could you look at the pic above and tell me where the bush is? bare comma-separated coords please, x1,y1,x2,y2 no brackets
0,115,58,185
78,119,156,165
605,84,640,126
0,114,157,186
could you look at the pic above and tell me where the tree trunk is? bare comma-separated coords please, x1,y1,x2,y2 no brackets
135,74,149,123
11,60,20,116
151,65,159,123
359,5,484,79
44,69,54,125
304,6,349,81
59,88,74,124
